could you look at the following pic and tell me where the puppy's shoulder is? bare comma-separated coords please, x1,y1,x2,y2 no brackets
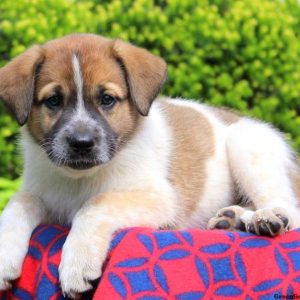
156,97,239,130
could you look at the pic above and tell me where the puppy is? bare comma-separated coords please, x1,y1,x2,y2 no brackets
0,33,299,298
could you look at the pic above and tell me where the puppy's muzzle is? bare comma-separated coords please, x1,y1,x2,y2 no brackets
64,129,102,170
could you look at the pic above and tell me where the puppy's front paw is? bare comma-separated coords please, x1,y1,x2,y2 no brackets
208,205,247,231
0,241,27,290
243,207,290,236
0,264,20,291
59,239,105,299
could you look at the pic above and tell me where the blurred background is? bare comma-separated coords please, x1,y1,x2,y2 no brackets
0,0,300,211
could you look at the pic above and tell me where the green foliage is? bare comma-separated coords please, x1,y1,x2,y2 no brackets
0,0,300,210
0,177,21,211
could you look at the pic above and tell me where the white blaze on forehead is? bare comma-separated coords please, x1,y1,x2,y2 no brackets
72,54,86,116
70,54,109,162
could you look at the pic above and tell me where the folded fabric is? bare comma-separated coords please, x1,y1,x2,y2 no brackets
1,225,300,299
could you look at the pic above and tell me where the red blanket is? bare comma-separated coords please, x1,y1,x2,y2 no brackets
1,225,300,299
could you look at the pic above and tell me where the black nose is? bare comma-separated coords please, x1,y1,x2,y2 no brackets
67,133,95,154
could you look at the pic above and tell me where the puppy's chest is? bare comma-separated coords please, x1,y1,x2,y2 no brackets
37,176,103,224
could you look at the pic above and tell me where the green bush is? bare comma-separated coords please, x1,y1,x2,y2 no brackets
0,0,300,209
0,177,21,211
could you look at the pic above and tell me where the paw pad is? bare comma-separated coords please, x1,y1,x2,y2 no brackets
222,210,235,218
208,205,246,232
215,220,231,229
246,208,291,237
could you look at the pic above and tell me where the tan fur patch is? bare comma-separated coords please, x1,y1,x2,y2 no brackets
208,106,240,125
112,39,167,116
28,105,63,142
37,83,60,102
0,45,44,125
90,189,175,228
104,82,125,99
160,101,215,225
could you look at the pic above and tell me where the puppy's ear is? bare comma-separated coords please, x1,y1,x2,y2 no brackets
0,45,44,125
112,40,167,116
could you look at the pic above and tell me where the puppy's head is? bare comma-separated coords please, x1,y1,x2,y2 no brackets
0,34,167,173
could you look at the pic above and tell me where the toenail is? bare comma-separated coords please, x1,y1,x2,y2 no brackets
277,214,289,227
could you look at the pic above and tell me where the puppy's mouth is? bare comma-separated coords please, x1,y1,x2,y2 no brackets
42,136,117,171
65,160,101,170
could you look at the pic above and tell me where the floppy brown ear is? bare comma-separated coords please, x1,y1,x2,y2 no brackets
112,40,167,116
0,45,44,125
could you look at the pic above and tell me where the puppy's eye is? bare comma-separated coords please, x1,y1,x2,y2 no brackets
44,94,63,110
100,93,116,109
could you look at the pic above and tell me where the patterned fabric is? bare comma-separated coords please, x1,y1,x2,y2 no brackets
1,225,300,299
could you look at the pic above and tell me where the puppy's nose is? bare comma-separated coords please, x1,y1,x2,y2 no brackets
67,133,95,154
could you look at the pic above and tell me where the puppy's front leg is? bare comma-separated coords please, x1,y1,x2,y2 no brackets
59,189,176,298
0,191,45,290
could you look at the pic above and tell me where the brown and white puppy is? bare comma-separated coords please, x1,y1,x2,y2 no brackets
0,33,299,298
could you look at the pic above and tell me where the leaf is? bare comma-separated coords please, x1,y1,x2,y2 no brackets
274,248,289,275
280,241,300,249
235,252,247,284
154,264,169,293
108,272,127,298
180,231,194,246
159,249,191,260
253,279,282,292
215,285,243,296
110,229,129,251
137,234,154,253
116,257,148,268
240,238,271,248
176,291,204,300
200,243,230,254
195,256,209,288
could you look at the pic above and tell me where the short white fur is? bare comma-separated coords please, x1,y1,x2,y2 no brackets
72,55,85,116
